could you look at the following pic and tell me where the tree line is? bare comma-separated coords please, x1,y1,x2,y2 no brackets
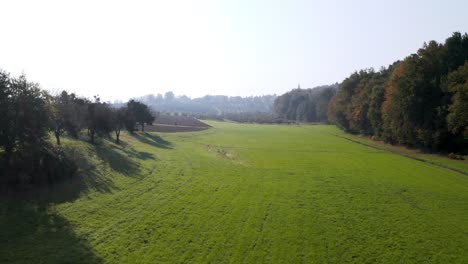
195,112,292,124
327,32,468,153
136,93,276,115
273,84,338,122
0,71,156,184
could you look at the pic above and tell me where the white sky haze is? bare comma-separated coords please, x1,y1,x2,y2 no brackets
1,0,467,101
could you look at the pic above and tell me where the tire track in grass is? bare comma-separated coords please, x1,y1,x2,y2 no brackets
243,202,272,262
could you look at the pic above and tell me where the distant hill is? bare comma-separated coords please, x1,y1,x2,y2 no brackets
131,93,276,115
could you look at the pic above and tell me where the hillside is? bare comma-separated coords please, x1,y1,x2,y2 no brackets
1,122,467,263
135,94,276,115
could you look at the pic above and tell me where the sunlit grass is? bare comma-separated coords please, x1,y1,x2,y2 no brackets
1,122,467,263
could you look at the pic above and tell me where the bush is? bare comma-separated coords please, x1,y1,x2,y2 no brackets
448,152,465,160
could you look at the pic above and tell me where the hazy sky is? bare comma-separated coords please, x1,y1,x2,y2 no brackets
1,0,467,101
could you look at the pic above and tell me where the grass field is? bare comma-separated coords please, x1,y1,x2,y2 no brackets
1,121,468,263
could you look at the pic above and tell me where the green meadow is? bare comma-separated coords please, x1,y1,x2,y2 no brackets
1,121,467,263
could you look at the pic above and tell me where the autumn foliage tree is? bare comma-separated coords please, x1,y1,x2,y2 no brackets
327,32,468,153
328,71,371,132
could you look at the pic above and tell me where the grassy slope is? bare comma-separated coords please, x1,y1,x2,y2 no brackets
313,126,468,175
1,122,467,263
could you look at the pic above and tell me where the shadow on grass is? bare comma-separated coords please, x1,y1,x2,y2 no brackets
0,133,166,263
130,132,173,149
0,199,103,264
125,148,157,160
43,138,155,203
92,140,159,176
109,144,157,161
93,144,140,176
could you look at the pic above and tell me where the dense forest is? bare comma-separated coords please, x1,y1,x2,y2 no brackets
327,32,468,153
0,72,155,185
273,84,338,122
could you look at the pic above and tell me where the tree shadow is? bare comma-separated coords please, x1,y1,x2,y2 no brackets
121,147,157,161
41,166,121,204
49,144,125,201
130,132,173,149
92,144,141,177
0,199,103,264
47,136,158,202
0,151,120,205
0,132,170,263
0,133,166,263
105,143,156,161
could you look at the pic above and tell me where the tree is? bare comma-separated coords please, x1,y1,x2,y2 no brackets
113,107,127,144
50,91,87,145
0,72,50,175
380,41,449,149
441,32,468,73
164,91,175,101
0,70,82,184
381,60,414,144
328,72,366,131
124,108,137,134
347,70,374,134
0,70,13,158
316,87,336,122
86,96,114,144
126,100,154,132
274,84,338,122
447,62,468,141
366,75,387,137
